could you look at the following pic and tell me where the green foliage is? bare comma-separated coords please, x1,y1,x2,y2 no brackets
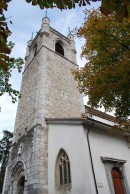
26,0,130,20
0,130,13,192
25,0,96,9
100,0,130,20
0,1,23,102
74,10,130,131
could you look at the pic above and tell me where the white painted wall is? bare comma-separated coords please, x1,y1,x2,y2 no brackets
48,121,130,194
88,127,130,194
48,123,95,194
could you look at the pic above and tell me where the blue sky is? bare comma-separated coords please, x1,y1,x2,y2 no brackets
0,0,100,139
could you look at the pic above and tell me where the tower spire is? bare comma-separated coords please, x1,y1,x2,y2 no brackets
67,27,76,53
41,11,50,37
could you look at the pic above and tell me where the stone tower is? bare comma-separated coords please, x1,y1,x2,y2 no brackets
2,16,84,194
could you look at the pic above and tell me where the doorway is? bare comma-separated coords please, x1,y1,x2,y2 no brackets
17,176,25,194
112,167,125,194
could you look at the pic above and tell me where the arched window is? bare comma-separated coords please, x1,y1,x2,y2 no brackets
56,149,71,188
55,42,64,56
111,167,125,194
34,43,37,57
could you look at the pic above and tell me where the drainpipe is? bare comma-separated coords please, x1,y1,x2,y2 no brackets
86,119,99,194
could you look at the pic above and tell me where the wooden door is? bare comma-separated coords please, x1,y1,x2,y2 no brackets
112,167,125,194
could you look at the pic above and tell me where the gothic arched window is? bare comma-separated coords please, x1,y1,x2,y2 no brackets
55,42,64,56
111,167,125,194
56,149,71,188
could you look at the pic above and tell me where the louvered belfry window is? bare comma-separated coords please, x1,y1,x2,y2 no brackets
55,42,64,56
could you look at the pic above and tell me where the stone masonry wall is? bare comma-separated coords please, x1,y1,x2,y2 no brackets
39,28,84,119
14,28,84,141
3,125,48,194
14,52,42,141
43,47,84,118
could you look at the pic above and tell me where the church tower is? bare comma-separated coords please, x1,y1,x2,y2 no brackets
2,16,84,194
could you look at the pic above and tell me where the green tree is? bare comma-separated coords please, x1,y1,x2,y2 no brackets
0,130,13,192
74,9,130,133
100,0,130,20
0,1,23,102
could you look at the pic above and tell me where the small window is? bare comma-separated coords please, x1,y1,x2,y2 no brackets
56,149,71,188
55,42,64,56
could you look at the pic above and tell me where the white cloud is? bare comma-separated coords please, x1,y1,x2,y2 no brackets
0,94,18,139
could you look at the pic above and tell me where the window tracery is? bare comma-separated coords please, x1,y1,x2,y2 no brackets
56,149,71,189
